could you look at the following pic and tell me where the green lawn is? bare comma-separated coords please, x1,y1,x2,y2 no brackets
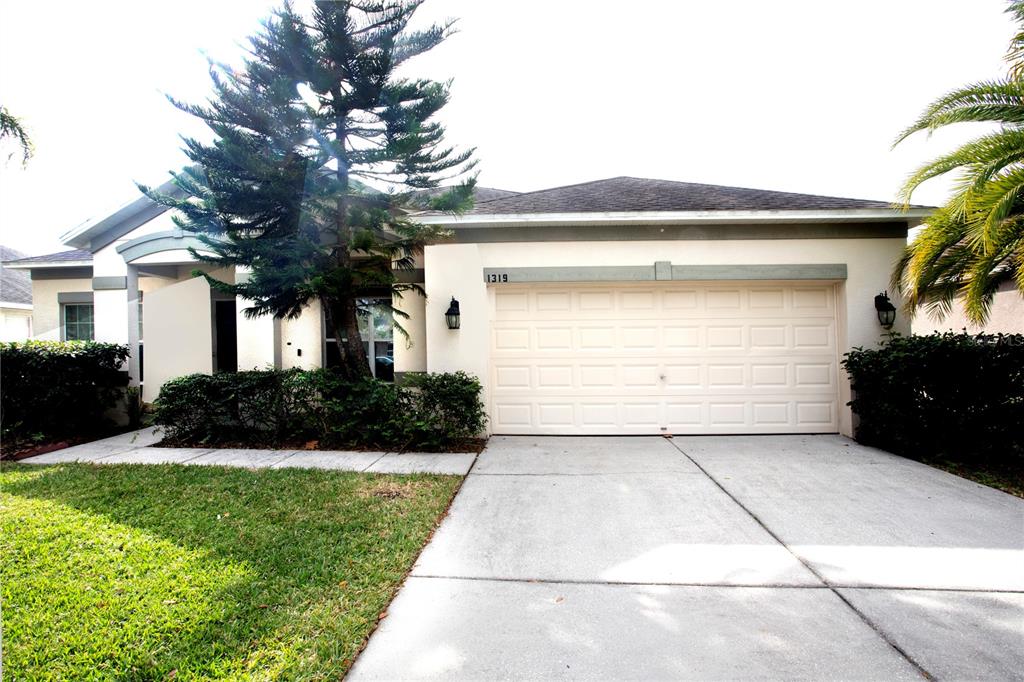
0,463,462,680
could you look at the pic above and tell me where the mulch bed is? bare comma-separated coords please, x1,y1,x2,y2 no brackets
0,426,137,462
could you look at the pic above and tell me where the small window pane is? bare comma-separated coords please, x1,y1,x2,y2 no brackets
64,304,94,341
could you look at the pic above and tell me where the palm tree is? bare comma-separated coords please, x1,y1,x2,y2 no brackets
0,106,33,165
893,1,1024,324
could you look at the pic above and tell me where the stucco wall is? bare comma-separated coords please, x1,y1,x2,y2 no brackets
423,237,909,437
281,300,323,370
236,302,277,371
142,275,213,402
30,277,93,340
394,290,427,374
912,282,1024,335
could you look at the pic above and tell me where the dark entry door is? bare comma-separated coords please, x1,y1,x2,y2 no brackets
214,300,238,373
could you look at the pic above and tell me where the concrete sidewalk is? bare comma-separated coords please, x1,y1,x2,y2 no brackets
350,435,1024,681
19,427,475,475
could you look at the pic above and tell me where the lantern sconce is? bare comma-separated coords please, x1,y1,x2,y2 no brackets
874,291,896,330
445,297,461,330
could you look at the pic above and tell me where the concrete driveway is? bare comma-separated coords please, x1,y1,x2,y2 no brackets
350,435,1024,680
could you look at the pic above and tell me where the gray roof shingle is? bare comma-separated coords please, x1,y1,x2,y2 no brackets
461,176,918,214
0,246,33,306
4,248,93,265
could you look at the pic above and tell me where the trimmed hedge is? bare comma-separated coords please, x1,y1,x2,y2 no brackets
154,368,486,451
1,341,130,442
842,332,1024,465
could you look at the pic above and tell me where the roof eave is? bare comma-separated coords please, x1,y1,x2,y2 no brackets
2,260,94,270
415,208,932,228
60,179,182,251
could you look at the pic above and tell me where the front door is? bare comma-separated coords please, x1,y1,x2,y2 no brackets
213,299,238,373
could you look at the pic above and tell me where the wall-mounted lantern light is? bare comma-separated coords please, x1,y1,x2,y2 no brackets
874,291,896,330
445,297,461,330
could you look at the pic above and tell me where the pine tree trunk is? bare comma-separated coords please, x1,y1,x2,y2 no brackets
328,297,371,379
327,100,371,379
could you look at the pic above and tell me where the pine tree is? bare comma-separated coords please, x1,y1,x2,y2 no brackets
143,0,476,378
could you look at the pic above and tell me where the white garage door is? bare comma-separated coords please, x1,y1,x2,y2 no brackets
489,282,840,435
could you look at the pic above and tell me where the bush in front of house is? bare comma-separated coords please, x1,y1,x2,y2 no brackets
0,341,130,444
154,368,486,451
842,332,1024,466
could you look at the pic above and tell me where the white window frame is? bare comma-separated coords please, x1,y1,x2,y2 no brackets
61,303,95,341
324,297,395,378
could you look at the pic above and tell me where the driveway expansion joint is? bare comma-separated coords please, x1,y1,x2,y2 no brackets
413,574,837,589
410,574,1024,595
668,438,936,681
179,449,216,464
467,470,705,477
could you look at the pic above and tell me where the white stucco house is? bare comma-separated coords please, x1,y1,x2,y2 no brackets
4,176,933,438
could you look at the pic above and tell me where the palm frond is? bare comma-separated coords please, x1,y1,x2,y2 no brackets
893,79,1024,145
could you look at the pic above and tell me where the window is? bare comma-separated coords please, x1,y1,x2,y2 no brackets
324,298,394,380
138,293,144,382
63,304,94,341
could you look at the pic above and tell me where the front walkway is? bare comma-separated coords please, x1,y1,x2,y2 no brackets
20,427,475,475
350,435,1024,680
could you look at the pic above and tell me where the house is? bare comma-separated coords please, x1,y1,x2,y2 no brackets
0,246,33,340
3,176,932,437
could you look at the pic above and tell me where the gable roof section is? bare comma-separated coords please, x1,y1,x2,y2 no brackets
61,179,181,251
467,177,922,213
417,176,933,227
0,246,32,306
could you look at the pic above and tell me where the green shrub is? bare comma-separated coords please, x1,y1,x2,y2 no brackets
152,373,235,445
842,332,1024,466
404,371,487,450
320,377,412,449
0,341,130,443
154,368,486,451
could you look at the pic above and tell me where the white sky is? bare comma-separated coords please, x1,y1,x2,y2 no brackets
0,0,1015,256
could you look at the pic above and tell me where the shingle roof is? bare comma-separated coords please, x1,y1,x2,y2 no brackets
461,176,917,214
4,248,93,265
409,185,519,208
0,246,32,306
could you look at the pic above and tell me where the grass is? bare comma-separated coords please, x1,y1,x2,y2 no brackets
0,463,462,680
925,459,1024,499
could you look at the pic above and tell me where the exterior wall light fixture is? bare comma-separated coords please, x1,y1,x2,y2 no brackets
445,297,461,330
874,291,896,330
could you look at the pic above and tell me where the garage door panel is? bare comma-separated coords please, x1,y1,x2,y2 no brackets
491,358,836,393
491,286,835,321
489,282,839,435
492,318,836,351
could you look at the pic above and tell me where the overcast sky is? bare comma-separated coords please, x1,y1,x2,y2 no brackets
0,0,1015,256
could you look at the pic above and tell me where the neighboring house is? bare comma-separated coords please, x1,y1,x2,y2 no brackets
3,176,932,438
0,245,33,340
